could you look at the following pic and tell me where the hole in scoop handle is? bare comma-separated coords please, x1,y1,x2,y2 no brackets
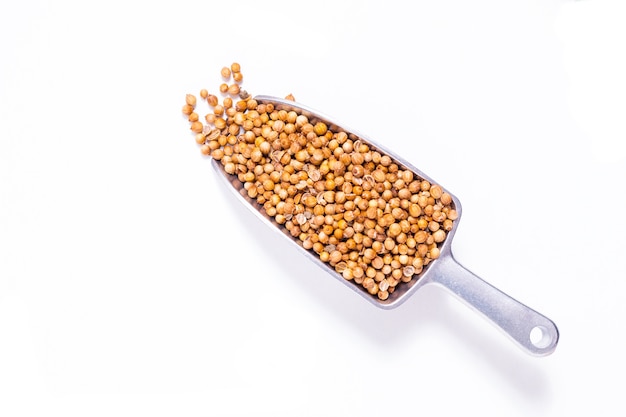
430,255,559,356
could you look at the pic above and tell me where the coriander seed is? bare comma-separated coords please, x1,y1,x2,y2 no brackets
228,84,240,96
207,94,219,107
185,94,196,107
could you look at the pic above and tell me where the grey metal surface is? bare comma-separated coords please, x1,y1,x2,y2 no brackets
210,95,559,356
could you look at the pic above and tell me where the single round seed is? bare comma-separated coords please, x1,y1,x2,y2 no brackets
207,94,219,107
371,257,384,269
224,162,235,175
228,84,240,96
314,122,327,136
329,250,342,264
428,221,440,232
431,192,452,206
190,121,203,133
182,104,194,115
185,94,196,107
342,268,354,280
403,265,415,277
430,184,443,199
433,229,446,243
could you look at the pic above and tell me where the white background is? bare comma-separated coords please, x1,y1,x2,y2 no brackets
1,0,625,416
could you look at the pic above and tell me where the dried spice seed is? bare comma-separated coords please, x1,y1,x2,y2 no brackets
228,84,240,96
185,94,196,107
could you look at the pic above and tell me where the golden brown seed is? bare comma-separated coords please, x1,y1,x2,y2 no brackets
432,210,446,222
388,223,401,238
397,188,411,200
190,121,203,133
440,192,453,206
433,230,446,243
412,257,424,269
211,148,225,160
214,117,226,130
403,265,415,278
329,250,342,264
233,72,243,82
314,122,327,136
335,261,348,273
362,248,375,261
207,94,219,107
235,100,248,112
371,257,384,269
200,144,211,155
185,94,196,107
363,277,376,290
182,104,194,115
428,221,440,232
231,62,241,73
430,184,443,199
352,266,364,279
228,84,240,96
224,162,236,175
342,268,354,280
195,133,207,145
372,170,385,183
408,204,421,218
367,283,379,295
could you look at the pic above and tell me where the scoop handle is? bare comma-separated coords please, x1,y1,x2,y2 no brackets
429,254,559,356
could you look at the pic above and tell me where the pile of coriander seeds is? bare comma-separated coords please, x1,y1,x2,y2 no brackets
182,63,458,301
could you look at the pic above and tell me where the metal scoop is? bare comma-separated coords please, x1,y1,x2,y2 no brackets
210,95,559,356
